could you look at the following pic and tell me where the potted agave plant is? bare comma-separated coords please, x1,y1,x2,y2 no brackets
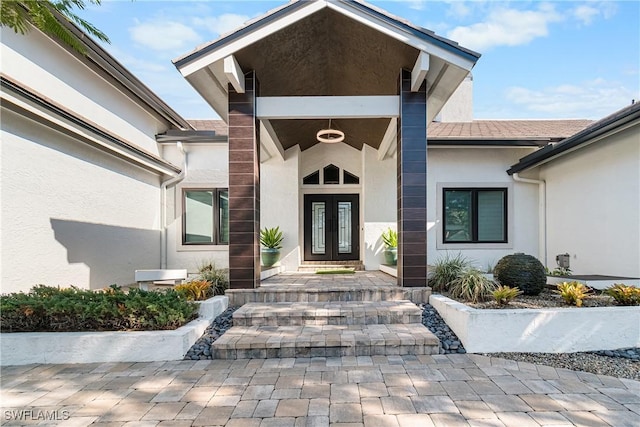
260,226,284,268
381,228,398,266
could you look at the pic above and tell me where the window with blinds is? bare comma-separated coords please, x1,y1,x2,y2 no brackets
443,188,507,243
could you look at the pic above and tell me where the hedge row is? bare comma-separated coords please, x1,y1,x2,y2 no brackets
0,285,198,332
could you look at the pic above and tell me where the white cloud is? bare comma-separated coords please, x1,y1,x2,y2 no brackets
192,13,250,36
446,1,471,19
407,1,426,11
129,20,200,52
447,4,563,51
572,2,618,25
505,79,638,118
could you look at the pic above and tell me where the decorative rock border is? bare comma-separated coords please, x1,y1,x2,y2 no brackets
430,294,639,353
0,296,228,366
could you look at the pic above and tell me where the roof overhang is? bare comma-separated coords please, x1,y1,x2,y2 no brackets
508,103,640,175
174,0,480,151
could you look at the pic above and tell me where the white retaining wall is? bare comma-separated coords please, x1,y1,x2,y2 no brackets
0,296,228,366
430,294,640,353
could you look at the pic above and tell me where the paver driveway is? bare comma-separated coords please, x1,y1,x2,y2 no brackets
1,354,639,426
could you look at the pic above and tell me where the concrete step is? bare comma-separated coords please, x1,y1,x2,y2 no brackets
226,285,431,306
298,261,365,272
232,300,423,327
212,323,440,359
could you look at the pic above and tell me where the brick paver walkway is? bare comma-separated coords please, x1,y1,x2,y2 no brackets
1,354,638,426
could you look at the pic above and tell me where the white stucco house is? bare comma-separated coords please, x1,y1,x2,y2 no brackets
1,0,638,294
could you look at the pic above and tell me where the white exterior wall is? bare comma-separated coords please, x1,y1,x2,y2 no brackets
1,27,167,154
538,125,640,277
1,111,161,292
164,144,229,273
362,145,396,269
428,147,540,270
261,147,301,271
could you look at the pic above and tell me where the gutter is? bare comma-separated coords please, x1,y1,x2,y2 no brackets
161,143,188,269
512,173,547,266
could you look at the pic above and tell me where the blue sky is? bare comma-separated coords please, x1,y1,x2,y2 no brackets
79,0,639,120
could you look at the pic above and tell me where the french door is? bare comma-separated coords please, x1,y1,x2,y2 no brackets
304,194,359,261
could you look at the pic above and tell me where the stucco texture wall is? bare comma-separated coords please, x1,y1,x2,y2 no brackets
539,125,640,277
1,112,162,293
164,144,229,273
427,147,540,270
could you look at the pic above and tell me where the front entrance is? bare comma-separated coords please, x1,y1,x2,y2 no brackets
304,194,359,261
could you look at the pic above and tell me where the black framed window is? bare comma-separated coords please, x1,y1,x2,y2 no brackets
443,188,507,243
183,189,229,245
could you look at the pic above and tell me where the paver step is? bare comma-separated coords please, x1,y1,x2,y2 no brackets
232,300,423,326
226,285,430,305
212,324,440,359
298,261,364,272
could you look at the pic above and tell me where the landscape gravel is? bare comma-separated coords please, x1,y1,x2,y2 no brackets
186,303,639,381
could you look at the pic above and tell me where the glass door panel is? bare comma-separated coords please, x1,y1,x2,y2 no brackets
311,202,326,255
337,202,352,254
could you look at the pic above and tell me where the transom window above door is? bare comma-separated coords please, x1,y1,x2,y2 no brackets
303,164,360,185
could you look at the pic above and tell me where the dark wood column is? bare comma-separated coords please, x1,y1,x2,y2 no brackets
228,71,260,289
397,69,428,287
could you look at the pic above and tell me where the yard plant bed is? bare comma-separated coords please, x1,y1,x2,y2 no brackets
444,287,616,309
0,285,198,332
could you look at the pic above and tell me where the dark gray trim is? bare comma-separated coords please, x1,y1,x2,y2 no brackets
1,75,181,175
428,139,549,147
156,130,227,143
50,11,193,130
174,0,480,69
508,103,640,175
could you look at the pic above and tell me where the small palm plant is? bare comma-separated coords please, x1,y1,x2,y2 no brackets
381,228,397,265
260,226,284,268
260,226,283,249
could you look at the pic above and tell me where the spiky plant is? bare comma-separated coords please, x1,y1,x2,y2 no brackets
492,285,522,306
604,284,640,306
381,228,397,248
555,281,592,307
449,268,497,303
260,226,284,249
429,253,471,292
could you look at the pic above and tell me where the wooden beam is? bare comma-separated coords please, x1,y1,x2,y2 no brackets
411,51,430,92
256,96,399,119
223,55,245,94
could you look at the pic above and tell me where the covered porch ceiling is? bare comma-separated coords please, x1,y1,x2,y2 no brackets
175,0,480,153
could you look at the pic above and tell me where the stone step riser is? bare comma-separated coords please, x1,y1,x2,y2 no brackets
212,323,441,360
213,344,439,359
233,313,422,327
227,288,431,306
297,266,365,272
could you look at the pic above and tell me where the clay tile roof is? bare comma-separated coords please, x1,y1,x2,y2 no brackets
187,119,228,135
429,120,593,140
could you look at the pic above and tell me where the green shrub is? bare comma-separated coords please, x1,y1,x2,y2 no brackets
449,268,496,303
260,226,284,249
493,253,546,296
197,262,229,296
0,285,198,332
604,284,640,306
555,281,592,307
492,285,522,306
429,253,471,292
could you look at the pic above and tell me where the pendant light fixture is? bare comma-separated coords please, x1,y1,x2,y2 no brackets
316,119,344,144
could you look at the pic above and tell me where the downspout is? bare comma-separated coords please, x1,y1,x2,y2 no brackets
512,173,546,265
161,142,187,269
